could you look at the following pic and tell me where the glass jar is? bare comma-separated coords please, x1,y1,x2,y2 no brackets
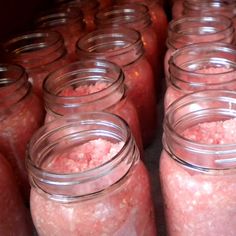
27,112,157,235
35,8,85,60
171,0,184,19
165,42,236,111
113,0,168,64
95,3,161,87
0,152,33,235
43,59,143,154
2,30,69,99
0,64,44,202
160,89,236,236
55,0,99,32
76,27,157,147
165,15,235,83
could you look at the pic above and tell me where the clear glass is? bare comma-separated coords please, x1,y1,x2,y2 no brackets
28,112,157,235
0,64,44,202
35,8,85,59
76,27,157,147
165,42,236,111
112,0,168,64
2,30,69,99
55,0,99,32
43,59,143,154
0,152,33,235
165,15,235,82
95,3,161,86
160,89,236,236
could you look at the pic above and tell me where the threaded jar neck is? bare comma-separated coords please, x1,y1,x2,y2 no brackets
95,3,152,31
2,31,67,69
43,59,126,116
169,42,236,91
27,112,139,202
167,15,235,50
76,27,144,67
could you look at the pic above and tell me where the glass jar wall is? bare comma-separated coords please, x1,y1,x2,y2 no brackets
27,112,157,235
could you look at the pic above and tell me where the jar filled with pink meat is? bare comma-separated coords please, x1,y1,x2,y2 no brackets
27,112,157,236
160,89,236,236
95,3,161,89
35,8,86,60
43,59,143,154
76,27,157,147
165,15,235,82
0,64,44,202
2,30,69,99
165,42,236,111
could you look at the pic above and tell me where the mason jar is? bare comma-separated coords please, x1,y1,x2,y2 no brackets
0,152,33,235
113,0,168,64
0,64,44,202
35,8,85,60
2,30,69,99
165,15,235,83
160,89,236,236
43,59,143,154
95,3,161,86
27,112,157,235
165,42,236,111
55,0,99,32
76,27,157,147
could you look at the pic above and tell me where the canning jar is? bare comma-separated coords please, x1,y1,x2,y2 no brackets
35,8,85,59
95,4,161,85
0,152,33,235
55,0,99,32
160,89,236,236
76,27,157,147
113,0,168,62
165,15,235,83
43,59,143,154
27,112,157,235
165,42,236,111
2,30,69,99
0,64,44,202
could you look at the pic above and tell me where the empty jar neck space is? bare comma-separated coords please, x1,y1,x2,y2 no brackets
164,90,236,172
95,4,152,31
43,60,126,114
2,31,67,69
27,112,139,202
0,64,30,108
169,42,236,90
167,16,235,50
76,28,144,67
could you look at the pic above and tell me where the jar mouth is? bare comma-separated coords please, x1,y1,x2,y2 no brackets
184,0,236,12
76,27,143,66
164,89,236,171
95,3,151,30
169,15,233,36
43,59,125,112
169,42,236,89
36,10,83,28
3,30,63,54
2,30,66,68
27,112,137,200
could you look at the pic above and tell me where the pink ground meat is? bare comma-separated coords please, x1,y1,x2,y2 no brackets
182,118,236,144
47,139,124,173
59,82,108,96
